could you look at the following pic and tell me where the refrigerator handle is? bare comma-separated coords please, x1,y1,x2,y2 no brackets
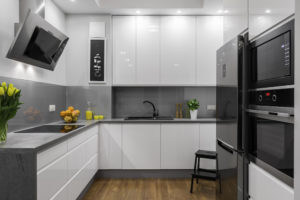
217,139,234,154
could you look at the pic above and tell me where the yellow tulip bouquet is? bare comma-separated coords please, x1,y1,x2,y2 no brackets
0,82,22,143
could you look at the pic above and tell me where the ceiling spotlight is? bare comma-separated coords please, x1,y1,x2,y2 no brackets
265,9,271,14
177,10,182,14
136,10,141,14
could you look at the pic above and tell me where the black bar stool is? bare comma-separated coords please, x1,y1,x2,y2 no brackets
190,149,221,193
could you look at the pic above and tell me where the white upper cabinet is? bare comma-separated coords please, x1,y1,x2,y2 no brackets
113,16,222,86
223,0,248,43
160,16,196,85
197,16,223,85
249,0,294,40
113,16,136,84
136,16,161,84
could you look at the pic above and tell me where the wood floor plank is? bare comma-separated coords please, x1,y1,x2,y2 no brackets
83,178,218,200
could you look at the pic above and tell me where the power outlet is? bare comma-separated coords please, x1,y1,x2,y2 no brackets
49,105,56,112
207,105,216,111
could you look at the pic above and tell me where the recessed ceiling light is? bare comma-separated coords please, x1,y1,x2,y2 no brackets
136,10,141,14
177,10,182,14
265,9,271,14
224,10,229,14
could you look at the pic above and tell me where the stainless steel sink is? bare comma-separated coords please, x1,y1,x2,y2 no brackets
125,116,174,120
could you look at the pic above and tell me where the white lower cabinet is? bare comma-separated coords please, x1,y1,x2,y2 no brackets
68,155,98,200
122,124,161,169
37,125,99,200
161,124,199,169
249,162,294,200
199,123,216,169
99,124,122,169
37,154,69,200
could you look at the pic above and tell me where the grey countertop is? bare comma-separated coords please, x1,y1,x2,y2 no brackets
0,118,219,153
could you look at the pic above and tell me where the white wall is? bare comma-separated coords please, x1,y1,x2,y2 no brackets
294,0,300,199
65,14,112,86
0,0,67,85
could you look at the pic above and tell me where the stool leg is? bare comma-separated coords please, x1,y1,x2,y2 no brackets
196,157,200,184
193,155,197,173
216,154,221,193
190,175,194,193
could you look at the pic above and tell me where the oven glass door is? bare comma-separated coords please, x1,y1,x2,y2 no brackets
249,115,294,178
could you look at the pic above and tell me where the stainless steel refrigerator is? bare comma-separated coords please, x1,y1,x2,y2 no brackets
216,34,248,200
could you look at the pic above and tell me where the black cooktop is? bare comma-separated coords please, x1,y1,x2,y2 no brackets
15,125,84,134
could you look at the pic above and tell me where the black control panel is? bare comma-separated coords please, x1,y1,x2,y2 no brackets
249,88,294,107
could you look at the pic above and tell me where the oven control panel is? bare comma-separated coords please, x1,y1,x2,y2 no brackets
249,88,294,107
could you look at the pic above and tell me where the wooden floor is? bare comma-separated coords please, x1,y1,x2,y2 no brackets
82,178,218,200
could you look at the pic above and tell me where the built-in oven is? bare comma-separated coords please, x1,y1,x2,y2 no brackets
250,20,294,89
247,88,294,187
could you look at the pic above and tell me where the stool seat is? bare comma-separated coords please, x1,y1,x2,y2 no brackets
195,150,217,159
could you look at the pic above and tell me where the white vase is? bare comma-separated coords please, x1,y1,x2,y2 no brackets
190,110,198,120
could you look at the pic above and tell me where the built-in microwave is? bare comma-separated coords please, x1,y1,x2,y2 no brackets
250,20,294,89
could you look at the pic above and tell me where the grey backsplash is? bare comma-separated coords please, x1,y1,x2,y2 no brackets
112,87,216,118
1,75,215,132
0,77,66,132
66,86,112,120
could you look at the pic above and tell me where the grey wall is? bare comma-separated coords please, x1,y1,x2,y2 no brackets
0,77,66,132
113,87,216,118
66,86,112,119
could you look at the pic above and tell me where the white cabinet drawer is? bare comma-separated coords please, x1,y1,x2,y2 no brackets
68,155,98,200
50,184,68,200
67,143,86,179
85,135,98,161
37,154,68,200
68,126,98,151
37,141,68,171
249,162,294,200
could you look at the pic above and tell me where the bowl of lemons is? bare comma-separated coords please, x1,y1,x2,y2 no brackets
60,106,80,123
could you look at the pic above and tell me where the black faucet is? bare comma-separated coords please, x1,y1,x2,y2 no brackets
143,100,159,118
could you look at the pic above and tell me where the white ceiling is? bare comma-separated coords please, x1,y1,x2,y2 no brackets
52,0,224,15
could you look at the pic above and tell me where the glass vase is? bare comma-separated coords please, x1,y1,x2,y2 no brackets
0,122,8,144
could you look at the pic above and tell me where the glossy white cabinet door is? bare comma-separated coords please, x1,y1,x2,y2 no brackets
68,155,98,200
249,0,294,40
37,154,68,200
223,0,248,43
85,135,98,161
113,16,136,84
136,16,161,84
161,16,196,84
122,124,160,169
99,124,122,169
197,16,223,86
199,123,216,169
68,142,86,179
161,124,199,169
249,162,294,200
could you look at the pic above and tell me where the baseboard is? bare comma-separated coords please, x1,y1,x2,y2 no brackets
96,169,194,179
